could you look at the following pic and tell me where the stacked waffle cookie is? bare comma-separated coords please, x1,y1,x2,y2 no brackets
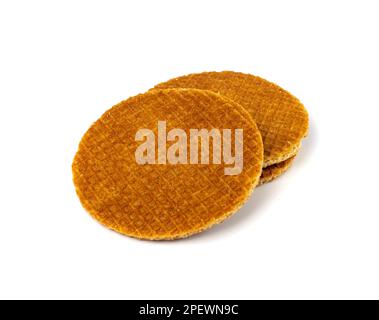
154,71,309,185
73,71,308,240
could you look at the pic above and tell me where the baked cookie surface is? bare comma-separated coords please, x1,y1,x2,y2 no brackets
259,156,296,185
154,71,308,167
72,89,263,240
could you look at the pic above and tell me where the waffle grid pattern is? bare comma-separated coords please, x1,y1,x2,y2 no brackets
259,156,296,185
73,89,263,240
154,71,308,167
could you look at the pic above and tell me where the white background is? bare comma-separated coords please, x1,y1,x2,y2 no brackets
0,0,378,300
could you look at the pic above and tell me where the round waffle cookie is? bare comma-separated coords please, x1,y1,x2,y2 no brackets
259,156,296,185
73,89,263,240
153,71,308,167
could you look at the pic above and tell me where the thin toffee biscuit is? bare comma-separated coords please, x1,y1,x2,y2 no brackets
72,89,263,240
153,71,309,167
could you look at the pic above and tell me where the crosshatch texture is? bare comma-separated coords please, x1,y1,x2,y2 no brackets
72,89,264,240
154,71,308,167
260,156,296,185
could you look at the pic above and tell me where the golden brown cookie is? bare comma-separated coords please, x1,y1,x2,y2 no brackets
153,71,308,167
259,156,296,185
72,89,263,240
